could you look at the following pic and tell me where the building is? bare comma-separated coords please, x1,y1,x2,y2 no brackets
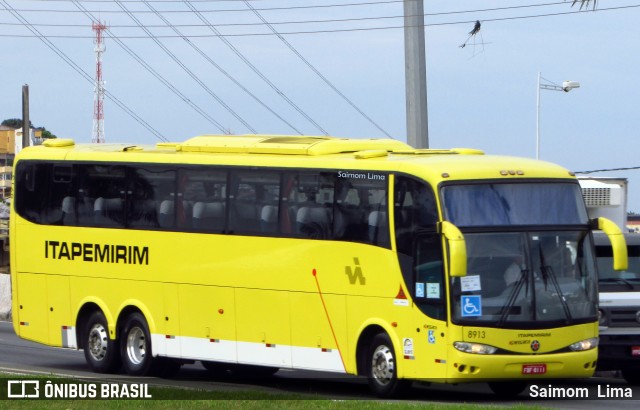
0,125,42,199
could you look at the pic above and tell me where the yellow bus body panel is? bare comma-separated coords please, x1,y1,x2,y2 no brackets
10,136,597,382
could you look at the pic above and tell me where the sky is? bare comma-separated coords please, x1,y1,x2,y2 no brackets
1,0,639,211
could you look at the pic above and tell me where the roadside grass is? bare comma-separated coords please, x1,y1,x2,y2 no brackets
1,373,547,410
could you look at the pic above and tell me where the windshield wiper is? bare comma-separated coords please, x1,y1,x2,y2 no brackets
599,278,636,290
498,266,528,326
538,246,573,322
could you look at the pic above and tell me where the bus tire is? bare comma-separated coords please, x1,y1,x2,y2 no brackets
488,381,528,397
366,333,410,398
120,312,155,376
83,310,121,373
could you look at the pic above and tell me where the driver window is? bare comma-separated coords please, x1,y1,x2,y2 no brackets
414,233,446,321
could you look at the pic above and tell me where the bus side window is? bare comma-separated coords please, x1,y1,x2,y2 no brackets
414,233,446,321
394,176,438,255
89,165,127,228
128,167,175,229
333,176,389,247
181,168,227,233
290,172,334,240
15,162,58,225
228,171,280,235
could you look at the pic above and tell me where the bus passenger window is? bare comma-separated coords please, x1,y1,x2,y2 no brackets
229,171,280,235
129,168,175,229
180,168,227,233
88,165,126,228
288,172,334,239
333,175,389,247
15,162,67,225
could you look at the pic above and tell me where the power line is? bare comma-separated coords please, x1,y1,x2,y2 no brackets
2,3,639,38
3,1,407,14
140,0,303,134
575,166,640,174
70,0,230,134
0,0,168,142
181,0,329,135
113,0,257,133
242,1,393,139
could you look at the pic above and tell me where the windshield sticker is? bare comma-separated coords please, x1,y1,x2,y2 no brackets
461,295,482,317
426,283,440,299
415,282,425,298
460,275,481,292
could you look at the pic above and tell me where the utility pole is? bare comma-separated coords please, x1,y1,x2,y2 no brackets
22,84,30,149
403,0,428,148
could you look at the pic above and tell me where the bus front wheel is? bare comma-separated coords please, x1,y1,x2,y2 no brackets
366,333,410,397
83,310,121,373
120,312,155,376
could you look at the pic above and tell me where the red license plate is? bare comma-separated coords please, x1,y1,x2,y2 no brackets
522,364,547,375
632,346,640,357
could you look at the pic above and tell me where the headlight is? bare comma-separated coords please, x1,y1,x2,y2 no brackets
454,341,498,355
569,337,599,352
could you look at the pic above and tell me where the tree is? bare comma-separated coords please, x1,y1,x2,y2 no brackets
1,118,32,129
1,119,57,138
39,128,57,139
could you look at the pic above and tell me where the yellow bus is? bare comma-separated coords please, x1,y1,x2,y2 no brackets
10,135,627,397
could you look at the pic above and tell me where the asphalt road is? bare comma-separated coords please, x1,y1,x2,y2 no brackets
1,320,639,408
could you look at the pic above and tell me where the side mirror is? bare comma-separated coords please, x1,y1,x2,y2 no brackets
593,217,628,271
438,221,467,277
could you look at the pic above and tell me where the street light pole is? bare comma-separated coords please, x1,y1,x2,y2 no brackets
536,71,580,159
536,72,580,160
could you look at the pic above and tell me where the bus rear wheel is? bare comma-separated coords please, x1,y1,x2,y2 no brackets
366,333,410,398
83,310,121,373
120,312,155,376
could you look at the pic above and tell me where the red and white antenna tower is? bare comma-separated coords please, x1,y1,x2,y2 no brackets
92,21,107,143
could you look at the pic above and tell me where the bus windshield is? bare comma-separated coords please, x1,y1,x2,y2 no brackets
441,182,588,226
447,231,598,328
441,183,597,328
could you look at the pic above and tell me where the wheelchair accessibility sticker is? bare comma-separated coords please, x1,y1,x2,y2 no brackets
461,295,482,317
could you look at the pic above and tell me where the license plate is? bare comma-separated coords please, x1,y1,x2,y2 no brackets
632,346,640,356
522,364,547,375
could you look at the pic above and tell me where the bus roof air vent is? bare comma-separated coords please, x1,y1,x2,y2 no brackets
354,150,388,159
177,135,412,156
43,138,75,148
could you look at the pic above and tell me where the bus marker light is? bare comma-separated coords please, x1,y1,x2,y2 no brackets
391,322,397,328
266,343,276,348
218,309,224,314
165,335,175,339
631,346,640,356
209,339,219,343
20,322,29,326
